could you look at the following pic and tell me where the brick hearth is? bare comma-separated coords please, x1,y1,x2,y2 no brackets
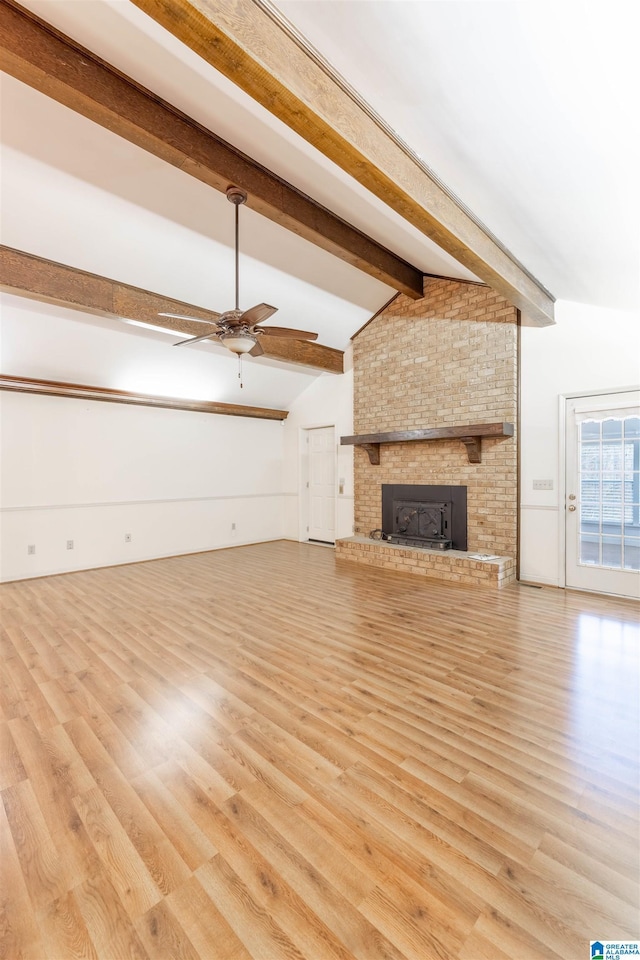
336,537,516,587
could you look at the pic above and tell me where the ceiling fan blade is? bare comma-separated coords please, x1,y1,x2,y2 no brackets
258,326,319,341
173,331,220,347
249,340,264,357
159,312,220,325
240,303,278,326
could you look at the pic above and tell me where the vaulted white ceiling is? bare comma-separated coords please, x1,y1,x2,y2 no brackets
276,0,640,311
1,0,637,409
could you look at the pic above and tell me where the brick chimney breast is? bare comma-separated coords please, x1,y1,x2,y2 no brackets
352,279,518,558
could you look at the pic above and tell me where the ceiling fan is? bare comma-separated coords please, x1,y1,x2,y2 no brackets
158,187,319,364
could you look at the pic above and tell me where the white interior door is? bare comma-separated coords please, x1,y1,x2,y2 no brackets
565,391,640,598
307,426,336,544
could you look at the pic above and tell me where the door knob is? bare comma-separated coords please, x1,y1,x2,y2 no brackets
568,504,576,512
569,493,576,500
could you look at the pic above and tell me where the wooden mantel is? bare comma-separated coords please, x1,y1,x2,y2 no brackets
341,422,514,464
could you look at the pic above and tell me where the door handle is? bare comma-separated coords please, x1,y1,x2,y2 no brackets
568,504,576,512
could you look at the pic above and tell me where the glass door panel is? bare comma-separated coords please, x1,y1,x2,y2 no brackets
566,394,640,598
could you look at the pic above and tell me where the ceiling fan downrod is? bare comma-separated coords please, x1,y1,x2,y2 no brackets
226,186,247,312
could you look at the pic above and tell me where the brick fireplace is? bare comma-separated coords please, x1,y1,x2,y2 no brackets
336,277,518,587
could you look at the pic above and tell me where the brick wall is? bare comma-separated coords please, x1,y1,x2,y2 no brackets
352,278,518,557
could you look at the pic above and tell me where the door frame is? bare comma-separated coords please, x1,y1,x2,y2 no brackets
558,384,640,591
298,423,337,543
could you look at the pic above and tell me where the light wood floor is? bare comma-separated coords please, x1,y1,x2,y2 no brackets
1,541,638,960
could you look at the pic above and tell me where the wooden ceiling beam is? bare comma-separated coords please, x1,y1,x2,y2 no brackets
0,374,288,420
129,0,555,327
0,246,344,374
0,0,423,301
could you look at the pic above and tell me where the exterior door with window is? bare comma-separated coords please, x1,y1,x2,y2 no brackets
565,391,640,598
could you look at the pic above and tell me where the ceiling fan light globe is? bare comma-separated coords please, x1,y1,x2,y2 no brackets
220,332,258,355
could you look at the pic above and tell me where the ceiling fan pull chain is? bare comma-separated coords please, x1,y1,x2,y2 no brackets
238,353,243,388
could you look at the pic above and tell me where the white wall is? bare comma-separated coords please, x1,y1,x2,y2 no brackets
520,300,640,585
0,297,293,581
282,353,354,542
0,392,285,581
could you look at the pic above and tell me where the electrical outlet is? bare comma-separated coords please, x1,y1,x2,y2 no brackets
27,544,36,555
124,533,132,543
532,479,554,491
66,540,74,550
231,522,236,531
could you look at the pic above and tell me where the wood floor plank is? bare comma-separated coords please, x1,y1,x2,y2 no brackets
196,855,308,960
64,717,193,897
460,770,639,877
460,909,561,960
72,869,151,960
222,732,313,807
218,794,411,960
357,749,537,867
0,541,637,960
3,641,60,731
0,799,47,960
80,676,177,769
197,802,361,960
228,789,376,908
131,768,219,871
178,672,257,732
535,830,639,909
19,623,69,681
236,715,346,788
358,877,469,960
129,675,257,793
7,717,101,887
36,891,99,960
72,786,162,920
334,762,519,876
296,790,481,915
58,676,149,781
508,849,639,935
37,677,81,725
135,899,201,960
0,644,30,722
0,720,27,789
2,779,74,913
166,876,253,960
379,706,587,802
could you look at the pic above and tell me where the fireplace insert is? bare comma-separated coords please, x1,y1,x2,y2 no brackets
382,484,467,551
